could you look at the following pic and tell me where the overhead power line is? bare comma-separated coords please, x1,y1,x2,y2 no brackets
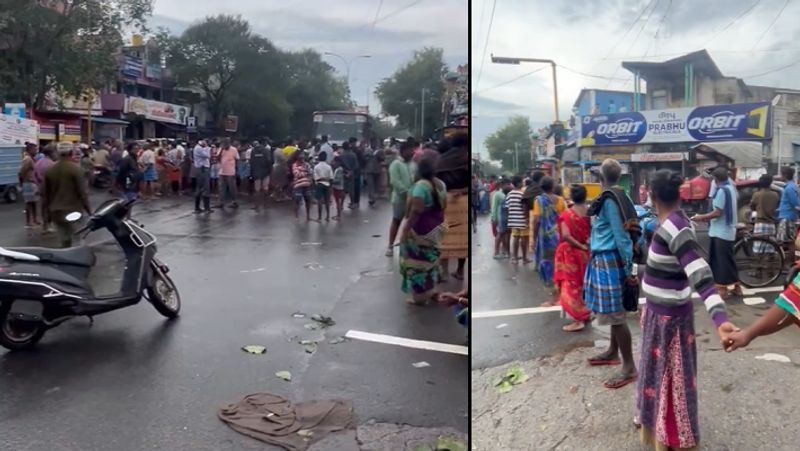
475,0,498,93
740,58,800,78
372,0,427,26
370,0,384,31
559,64,630,82
597,0,659,63
474,67,546,95
606,0,661,88
751,0,790,50
703,0,763,47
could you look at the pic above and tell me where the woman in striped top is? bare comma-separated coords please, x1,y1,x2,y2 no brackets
637,169,738,450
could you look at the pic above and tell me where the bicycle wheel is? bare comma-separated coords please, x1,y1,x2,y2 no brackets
734,237,784,288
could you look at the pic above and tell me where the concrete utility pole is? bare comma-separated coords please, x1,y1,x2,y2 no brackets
420,87,427,138
492,54,560,122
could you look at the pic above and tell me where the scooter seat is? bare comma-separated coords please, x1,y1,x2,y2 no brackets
5,245,96,267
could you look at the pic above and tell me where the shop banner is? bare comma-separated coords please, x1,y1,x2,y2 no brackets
125,96,189,125
579,102,771,146
0,114,38,145
630,152,687,162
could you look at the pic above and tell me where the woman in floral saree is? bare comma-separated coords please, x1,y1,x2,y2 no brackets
553,184,592,331
532,176,563,288
399,155,448,305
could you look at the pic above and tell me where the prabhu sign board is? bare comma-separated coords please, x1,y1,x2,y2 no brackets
579,102,771,147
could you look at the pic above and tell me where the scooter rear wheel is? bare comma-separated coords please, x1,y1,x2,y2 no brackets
146,269,181,319
0,301,46,351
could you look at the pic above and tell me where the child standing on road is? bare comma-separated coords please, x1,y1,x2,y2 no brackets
504,175,530,264
313,152,333,221
490,177,509,259
331,156,345,220
497,182,512,259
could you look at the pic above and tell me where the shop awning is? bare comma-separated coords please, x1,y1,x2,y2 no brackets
88,117,129,125
691,141,761,168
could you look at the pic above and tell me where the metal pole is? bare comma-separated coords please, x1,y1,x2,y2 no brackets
86,92,92,143
413,107,418,137
551,62,559,122
420,88,426,138
778,124,783,168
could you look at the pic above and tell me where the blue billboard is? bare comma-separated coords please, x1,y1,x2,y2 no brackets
579,102,771,147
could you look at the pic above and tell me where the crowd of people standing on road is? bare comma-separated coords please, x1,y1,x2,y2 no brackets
479,158,800,450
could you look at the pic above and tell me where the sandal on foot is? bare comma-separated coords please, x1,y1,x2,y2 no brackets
562,322,585,332
603,372,638,389
587,356,621,366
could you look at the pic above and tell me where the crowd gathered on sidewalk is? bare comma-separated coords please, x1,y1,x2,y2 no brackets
476,158,800,450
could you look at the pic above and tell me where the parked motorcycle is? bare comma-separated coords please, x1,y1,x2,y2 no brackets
92,165,113,189
0,198,180,350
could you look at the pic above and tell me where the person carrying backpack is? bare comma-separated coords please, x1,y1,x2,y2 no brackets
583,158,640,390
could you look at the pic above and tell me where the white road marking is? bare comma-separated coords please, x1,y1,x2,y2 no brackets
741,285,784,295
474,290,778,320
743,297,767,305
755,353,791,363
344,330,468,355
472,306,561,318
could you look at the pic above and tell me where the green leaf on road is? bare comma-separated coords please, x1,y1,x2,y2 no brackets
304,323,320,330
493,367,529,393
329,336,347,345
298,340,316,345
436,437,466,451
304,344,317,354
241,345,266,355
276,371,292,381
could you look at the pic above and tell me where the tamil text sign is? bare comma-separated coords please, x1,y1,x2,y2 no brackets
0,114,38,145
579,102,771,146
125,97,188,125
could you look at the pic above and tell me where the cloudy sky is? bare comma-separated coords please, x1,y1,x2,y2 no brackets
472,0,800,156
149,0,467,115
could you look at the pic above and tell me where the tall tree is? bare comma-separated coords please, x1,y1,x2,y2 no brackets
160,15,256,127
160,16,349,138
376,47,446,138
0,0,152,108
281,49,350,139
484,115,533,173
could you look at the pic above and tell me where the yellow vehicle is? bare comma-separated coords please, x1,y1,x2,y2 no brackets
567,182,602,202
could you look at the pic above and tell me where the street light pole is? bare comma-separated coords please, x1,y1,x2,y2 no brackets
323,52,371,95
491,54,560,122
420,87,427,138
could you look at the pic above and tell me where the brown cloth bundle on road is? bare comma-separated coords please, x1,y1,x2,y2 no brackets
218,393,354,451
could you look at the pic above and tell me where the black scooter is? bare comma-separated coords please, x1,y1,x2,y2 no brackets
0,198,180,350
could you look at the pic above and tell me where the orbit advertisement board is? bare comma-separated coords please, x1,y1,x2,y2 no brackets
578,102,771,146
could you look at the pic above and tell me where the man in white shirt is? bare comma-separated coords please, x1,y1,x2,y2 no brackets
313,152,334,221
318,135,333,162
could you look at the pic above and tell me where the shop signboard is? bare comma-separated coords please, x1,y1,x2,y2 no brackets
630,152,687,162
145,64,162,80
3,103,26,118
224,115,238,132
579,102,771,147
125,96,188,125
186,116,197,133
0,114,38,145
122,55,143,78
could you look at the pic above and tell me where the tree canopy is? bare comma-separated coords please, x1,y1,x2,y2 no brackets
484,115,534,173
158,15,349,139
0,0,152,108
375,47,445,138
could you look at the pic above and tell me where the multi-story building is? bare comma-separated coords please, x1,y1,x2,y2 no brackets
621,49,800,169
100,36,192,140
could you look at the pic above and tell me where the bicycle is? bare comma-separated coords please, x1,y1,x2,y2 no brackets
688,220,785,288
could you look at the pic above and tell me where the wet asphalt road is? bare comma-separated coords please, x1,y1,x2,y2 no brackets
0,192,467,450
471,214,795,370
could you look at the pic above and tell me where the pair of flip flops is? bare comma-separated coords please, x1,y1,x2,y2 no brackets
587,357,638,389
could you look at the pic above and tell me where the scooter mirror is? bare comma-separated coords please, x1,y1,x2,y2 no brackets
65,212,82,222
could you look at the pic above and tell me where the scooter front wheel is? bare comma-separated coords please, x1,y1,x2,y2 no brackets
146,269,181,319
0,301,46,351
